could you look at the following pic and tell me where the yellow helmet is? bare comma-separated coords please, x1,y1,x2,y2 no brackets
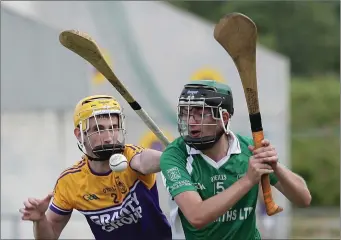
73,95,122,131
73,95,126,161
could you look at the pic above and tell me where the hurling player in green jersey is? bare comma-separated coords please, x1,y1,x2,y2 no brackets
160,80,311,240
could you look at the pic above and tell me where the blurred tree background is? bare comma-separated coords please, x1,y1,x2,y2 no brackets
169,1,340,207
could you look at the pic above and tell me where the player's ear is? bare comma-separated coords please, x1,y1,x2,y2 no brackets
74,127,81,141
222,110,230,125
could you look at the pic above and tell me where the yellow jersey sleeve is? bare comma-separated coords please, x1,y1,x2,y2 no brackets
49,171,75,215
124,144,157,189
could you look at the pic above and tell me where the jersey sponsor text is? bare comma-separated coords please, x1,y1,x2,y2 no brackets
89,192,142,232
210,174,227,182
215,207,254,222
169,180,192,191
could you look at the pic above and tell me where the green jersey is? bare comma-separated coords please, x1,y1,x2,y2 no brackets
160,132,278,240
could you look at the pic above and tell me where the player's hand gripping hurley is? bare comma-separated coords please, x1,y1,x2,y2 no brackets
214,13,283,216
59,30,169,147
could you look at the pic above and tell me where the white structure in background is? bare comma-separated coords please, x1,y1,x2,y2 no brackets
1,1,291,239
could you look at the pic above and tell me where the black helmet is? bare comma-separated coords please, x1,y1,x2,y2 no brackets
177,80,234,150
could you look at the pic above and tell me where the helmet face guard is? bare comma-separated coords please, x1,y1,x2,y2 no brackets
177,82,233,150
74,96,126,161
79,110,126,161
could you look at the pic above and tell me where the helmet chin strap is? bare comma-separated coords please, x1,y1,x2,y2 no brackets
77,121,126,161
185,129,225,151
77,142,125,161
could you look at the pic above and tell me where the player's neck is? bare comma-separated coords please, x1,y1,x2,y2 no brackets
88,159,111,174
202,134,229,162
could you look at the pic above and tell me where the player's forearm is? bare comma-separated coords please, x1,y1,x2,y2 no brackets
194,176,254,229
136,149,162,175
274,163,311,207
33,215,58,240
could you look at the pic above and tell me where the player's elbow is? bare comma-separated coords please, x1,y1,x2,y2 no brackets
193,223,207,230
298,192,312,208
187,213,210,230
176,193,212,230
189,218,205,230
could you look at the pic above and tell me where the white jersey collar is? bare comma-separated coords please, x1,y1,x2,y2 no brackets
186,131,242,169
